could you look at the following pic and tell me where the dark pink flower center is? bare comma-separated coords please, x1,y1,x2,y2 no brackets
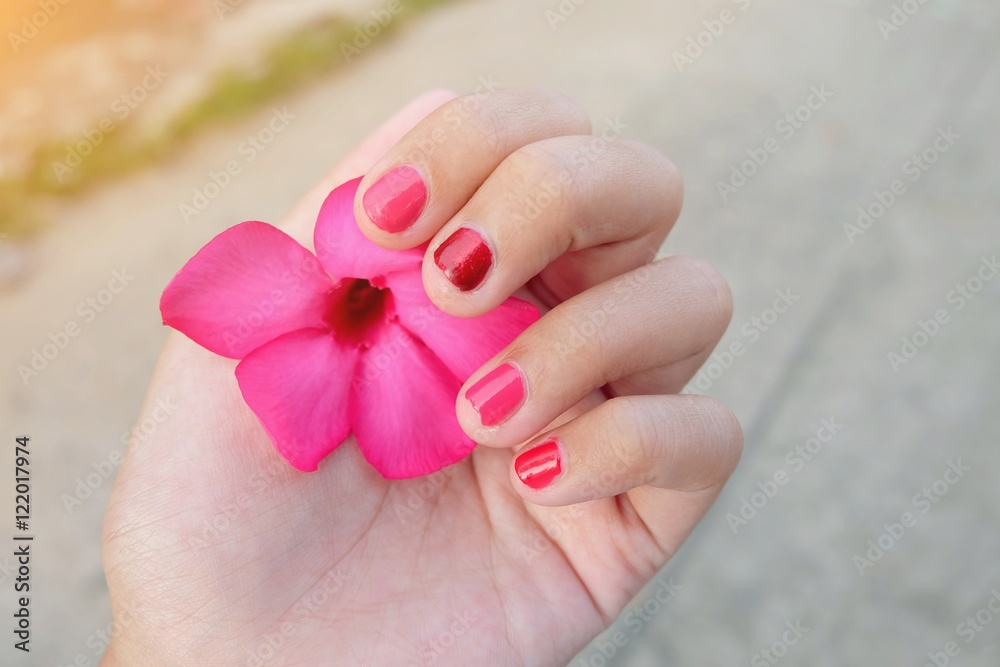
324,278,391,346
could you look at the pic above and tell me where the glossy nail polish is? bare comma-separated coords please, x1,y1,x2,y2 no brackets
515,440,562,489
465,362,525,426
362,165,427,233
434,227,492,291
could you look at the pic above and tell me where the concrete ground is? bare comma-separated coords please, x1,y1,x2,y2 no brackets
1,0,998,665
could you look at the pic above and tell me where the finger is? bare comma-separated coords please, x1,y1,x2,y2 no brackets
421,136,681,315
458,256,733,446
281,89,458,244
353,86,591,247
508,394,742,506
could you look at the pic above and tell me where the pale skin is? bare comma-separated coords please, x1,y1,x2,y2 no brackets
102,89,743,666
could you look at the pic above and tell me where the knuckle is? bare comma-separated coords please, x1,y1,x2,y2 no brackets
520,86,592,134
501,143,578,218
445,87,591,156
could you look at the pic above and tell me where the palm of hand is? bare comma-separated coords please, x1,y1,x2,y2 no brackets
104,333,707,666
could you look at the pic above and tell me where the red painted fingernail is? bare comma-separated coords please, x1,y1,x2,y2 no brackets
434,227,492,291
362,165,427,233
465,362,524,427
515,439,562,489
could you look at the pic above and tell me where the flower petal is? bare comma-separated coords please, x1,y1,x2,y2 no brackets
351,325,474,479
235,329,358,472
382,270,540,382
161,221,332,359
313,177,424,281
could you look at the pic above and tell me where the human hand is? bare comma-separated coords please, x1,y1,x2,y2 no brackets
102,88,741,666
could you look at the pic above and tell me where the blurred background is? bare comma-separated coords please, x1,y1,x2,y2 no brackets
1,0,998,664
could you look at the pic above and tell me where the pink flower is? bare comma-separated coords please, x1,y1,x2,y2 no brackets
160,178,538,478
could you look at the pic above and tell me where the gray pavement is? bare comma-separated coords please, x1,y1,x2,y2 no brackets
1,0,998,665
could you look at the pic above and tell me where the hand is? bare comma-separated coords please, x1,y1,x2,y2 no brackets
102,88,741,666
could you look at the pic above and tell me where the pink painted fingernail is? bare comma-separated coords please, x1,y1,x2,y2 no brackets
434,227,493,292
362,165,427,233
465,362,525,427
514,439,563,490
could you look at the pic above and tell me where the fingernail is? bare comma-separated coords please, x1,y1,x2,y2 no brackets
465,362,525,427
515,439,563,490
362,165,427,233
434,227,492,291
